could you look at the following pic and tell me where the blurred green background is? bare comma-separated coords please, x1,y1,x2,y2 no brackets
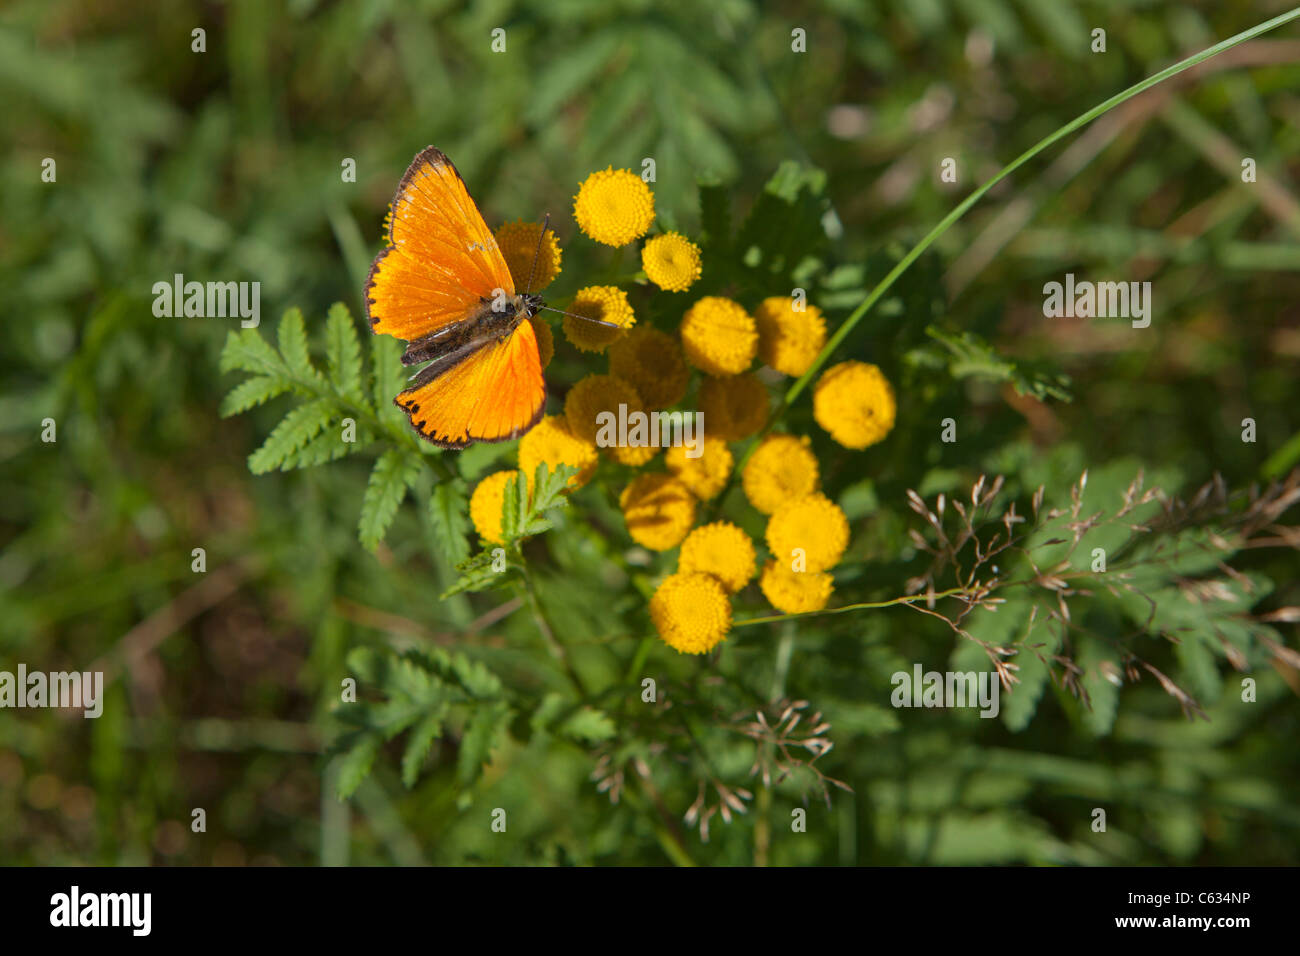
2,0,1299,865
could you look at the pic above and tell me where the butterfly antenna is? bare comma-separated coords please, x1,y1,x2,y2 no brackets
538,305,622,329
524,213,551,296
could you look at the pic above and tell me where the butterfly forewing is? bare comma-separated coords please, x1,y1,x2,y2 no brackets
365,146,515,341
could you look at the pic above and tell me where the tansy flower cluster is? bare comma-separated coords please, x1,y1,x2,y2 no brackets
464,168,899,659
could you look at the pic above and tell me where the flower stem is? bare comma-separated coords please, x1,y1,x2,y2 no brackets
519,564,588,697
733,587,969,628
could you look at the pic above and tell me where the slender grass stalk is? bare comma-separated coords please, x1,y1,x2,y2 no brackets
733,587,971,628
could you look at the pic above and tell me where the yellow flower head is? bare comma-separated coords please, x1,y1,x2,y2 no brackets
528,313,554,369
608,327,688,410
765,493,849,573
563,373,658,466
698,372,769,441
495,220,562,292
563,285,635,353
565,373,642,443
518,415,598,491
680,296,757,376
620,473,696,551
754,295,827,376
742,433,820,515
665,435,732,500
759,560,834,614
650,571,731,655
573,167,655,247
813,361,897,450
678,521,755,594
469,470,519,545
642,232,702,292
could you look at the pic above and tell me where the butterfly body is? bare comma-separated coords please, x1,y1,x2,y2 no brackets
365,146,547,449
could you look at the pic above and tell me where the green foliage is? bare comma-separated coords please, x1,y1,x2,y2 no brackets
220,303,451,551
909,326,1073,403
440,463,576,599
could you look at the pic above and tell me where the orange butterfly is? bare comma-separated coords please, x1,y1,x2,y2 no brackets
366,146,570,449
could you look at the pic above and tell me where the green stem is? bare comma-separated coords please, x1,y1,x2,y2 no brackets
733,587,969,628
728,8,1300,483
519,564,588,697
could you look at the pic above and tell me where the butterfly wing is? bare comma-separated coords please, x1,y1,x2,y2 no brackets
365,146,516,343
394,319,546,449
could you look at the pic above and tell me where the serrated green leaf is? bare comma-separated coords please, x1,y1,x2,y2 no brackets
370,333,406,427
335,735,379,799
326,302,366,405
288,425,363,469
429,483,471,565
277,307,318,381
501,471,523,542
347,646,389,685
219,375,291,417
359,448,421,551
220,326,287,378
248,400,334,474
1078,637,1120,736
401,708,446,788
455,701,510,786
733,161,829,278
559,706,617,744
449,653,503,699
1174,633,1221,704
917,326,1072,403
439,550,513,598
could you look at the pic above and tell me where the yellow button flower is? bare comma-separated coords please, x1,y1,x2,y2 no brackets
565,374,641,443
754,295,826,376
573,167,655,247
680,296,756,376
608,327,688,409
562,374,660,467
698,372,769,441
469,470,519,545
765,493,849,572
528,313,553,369
650,571,731,655
620,473,696,551
742,433,820,515
563,285,635,353
518,415,598,491
678,522,755,594
665,436,732,500
813,361,896,450
495,220,562,292
641,232,702,292
759,560,834,614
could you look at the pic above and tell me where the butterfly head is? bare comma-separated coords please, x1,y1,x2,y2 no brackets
520,293,544,317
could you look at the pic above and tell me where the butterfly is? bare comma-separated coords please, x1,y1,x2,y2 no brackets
366,146,605,449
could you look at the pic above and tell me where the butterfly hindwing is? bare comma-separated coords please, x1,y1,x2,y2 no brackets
365,146,516,343
394,319,545,448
